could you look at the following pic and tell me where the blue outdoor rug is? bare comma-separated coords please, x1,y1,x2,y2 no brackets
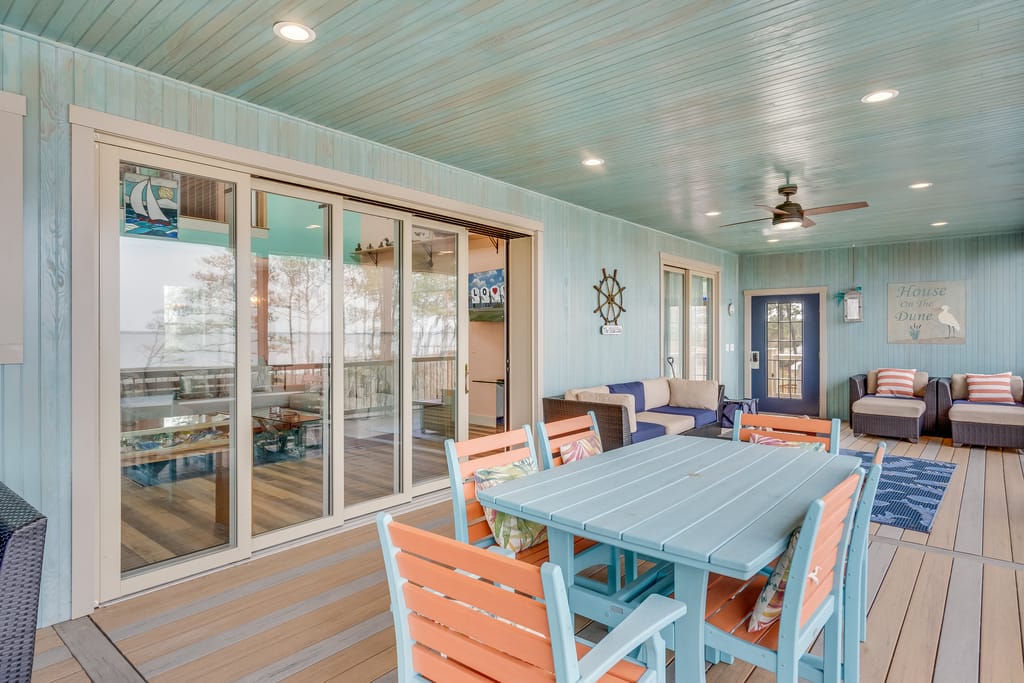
840,449,957,533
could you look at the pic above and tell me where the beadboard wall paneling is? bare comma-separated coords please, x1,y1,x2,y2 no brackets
0,26,738,625
739,233,1024,419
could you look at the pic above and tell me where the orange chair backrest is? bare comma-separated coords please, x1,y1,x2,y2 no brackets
448,428,536,546
737,413,837,452
799,473,861,629
383,519,558,682
540,414,599,468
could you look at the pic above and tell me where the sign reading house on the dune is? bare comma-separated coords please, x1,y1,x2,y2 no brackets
887,280,966,344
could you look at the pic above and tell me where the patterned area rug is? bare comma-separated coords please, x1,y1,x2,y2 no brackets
841,449,957,533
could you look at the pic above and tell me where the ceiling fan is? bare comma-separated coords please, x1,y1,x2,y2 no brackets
720,184,868,230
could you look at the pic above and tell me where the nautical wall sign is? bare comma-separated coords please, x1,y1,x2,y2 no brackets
887,280,966,344
123,172,179,239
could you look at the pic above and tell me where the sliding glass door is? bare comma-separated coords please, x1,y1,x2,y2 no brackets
99,148,468,600
662,263,718,380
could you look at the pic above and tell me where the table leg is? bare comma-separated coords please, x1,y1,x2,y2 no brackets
673,563,708,683
546,528,575,590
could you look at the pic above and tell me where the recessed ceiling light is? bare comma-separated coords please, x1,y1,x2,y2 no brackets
704,211,721,217
861,89,899,103
274,21,316,43
581,158,605,167
767,239,780,243
908,182,933,190
304,224,321,230
931,221,948,227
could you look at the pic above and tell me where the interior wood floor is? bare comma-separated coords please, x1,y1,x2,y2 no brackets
36,425,1018,682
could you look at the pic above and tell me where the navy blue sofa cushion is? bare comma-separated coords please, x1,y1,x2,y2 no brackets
632,421,667,443
608,381,646,413
649,405,717,428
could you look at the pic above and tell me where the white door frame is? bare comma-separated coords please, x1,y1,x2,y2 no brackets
743,287,828,418
70,106,544,617
659,253,721,381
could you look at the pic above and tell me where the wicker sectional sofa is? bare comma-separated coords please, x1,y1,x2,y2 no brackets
936,374,1024,448
542,378,723,451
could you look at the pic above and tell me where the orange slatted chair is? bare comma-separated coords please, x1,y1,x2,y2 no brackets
444,426,616,593
702,470,863,683
377,513,685,682
733,412,842,455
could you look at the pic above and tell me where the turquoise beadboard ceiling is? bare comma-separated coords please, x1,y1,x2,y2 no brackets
2,0,1021,253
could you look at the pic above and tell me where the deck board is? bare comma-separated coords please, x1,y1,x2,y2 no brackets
35,429,1024,682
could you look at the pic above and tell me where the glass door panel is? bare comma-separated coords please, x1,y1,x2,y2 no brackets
663,270,684,377
343,209,402,506
250,189,332,535
117,161,237,575
689,274,713,380
411,225,459,486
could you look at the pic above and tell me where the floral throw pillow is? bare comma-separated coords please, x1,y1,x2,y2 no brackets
560,433,603,464
474,457,547,553
748,528,801,632
749,432,826,452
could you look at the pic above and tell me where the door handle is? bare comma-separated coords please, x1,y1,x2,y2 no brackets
465,364,470,394
750,350,760,369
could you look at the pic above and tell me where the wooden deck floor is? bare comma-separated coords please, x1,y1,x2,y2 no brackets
33,427,1024,682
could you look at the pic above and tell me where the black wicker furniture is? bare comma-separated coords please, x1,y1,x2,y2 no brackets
936,374,1024,449
849,371,937,443
0,480,48,682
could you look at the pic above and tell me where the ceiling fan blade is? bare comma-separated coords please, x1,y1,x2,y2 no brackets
803,201,869,216
802,217,816,228
720,217,771,228
754,204,788,216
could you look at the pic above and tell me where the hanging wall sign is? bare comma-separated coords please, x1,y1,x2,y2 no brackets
594,268,626,334
887,280,966,344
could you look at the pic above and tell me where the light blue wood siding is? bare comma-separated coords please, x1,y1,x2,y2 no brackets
740,233,1024,419
0,27,739,624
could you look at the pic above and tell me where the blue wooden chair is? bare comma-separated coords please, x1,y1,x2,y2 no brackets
733,412,842,455
840,442,885,682
444,426,618,594
377,512,686,683
702,470,863,683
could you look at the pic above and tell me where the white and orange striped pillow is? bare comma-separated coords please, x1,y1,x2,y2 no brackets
966,372,1015,403
875,368,917,397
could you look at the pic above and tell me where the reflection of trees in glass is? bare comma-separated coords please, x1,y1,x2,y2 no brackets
268,255,330,364
412,272,456,356
141,252,236,368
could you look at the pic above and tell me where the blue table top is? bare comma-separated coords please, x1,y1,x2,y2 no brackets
476,435,861,577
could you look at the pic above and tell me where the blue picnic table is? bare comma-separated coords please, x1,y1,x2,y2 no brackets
477,434,861,683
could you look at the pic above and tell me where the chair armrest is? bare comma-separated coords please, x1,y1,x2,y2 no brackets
848,374,868,419
543,397,631,450
577,594,686,683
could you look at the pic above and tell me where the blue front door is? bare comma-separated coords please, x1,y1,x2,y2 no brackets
750,293,820,415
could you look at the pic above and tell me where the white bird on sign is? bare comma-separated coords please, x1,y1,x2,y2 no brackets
937,305,961,338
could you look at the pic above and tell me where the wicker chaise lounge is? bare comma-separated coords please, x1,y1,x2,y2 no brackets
0,480,48,681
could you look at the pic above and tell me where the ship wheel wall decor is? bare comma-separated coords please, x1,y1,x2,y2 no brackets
594,268,626,334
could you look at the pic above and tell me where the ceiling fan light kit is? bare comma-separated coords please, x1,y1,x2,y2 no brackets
720,182,868,231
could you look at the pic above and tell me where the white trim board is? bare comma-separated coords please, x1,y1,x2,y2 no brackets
68,106,542,236
0,90,26,116
743,287,828,418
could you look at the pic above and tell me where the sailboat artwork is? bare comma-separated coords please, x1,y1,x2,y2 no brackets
123,173,179,238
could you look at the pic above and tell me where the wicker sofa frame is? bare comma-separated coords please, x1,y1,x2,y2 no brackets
542,385,724,451
849,374,937,443
0,480,48,682
936,378,1024,449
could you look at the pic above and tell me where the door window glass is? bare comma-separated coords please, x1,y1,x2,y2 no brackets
766,302,803,399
